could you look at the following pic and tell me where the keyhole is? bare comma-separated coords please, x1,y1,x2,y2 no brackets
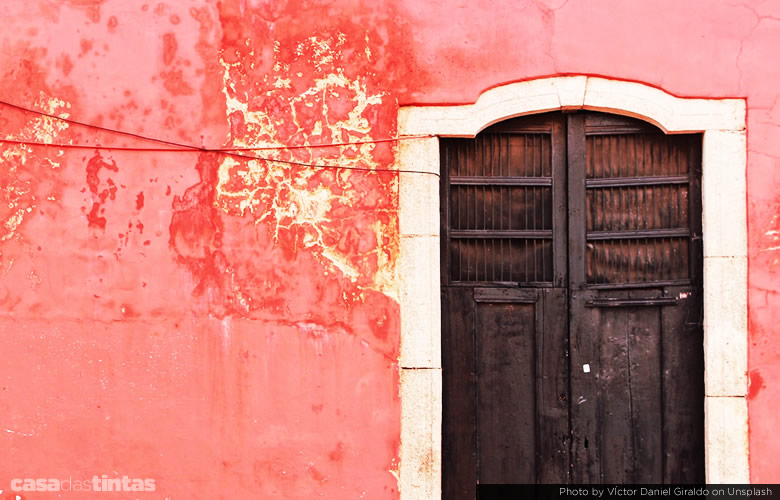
559,393,567,402
584,438,589,449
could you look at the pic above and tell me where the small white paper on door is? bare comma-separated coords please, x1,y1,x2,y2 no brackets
583,364,591,373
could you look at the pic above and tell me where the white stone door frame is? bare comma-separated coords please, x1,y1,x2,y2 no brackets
396,76,748,498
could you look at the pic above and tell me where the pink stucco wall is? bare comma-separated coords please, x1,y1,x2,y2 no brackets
0,0,778,497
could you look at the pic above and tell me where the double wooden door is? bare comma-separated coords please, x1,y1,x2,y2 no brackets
440,112,704,496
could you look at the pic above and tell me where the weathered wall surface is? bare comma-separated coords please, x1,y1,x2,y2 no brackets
0,0,778,496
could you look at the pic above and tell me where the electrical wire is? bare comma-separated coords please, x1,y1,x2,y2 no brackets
0,99,440,177
0,99,196,150
0,137,440,177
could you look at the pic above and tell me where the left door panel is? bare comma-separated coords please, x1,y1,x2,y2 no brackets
441,286,570,498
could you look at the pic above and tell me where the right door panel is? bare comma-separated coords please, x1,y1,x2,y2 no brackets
567,113,704,483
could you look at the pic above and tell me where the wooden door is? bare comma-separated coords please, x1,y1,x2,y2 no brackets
440,112,704,496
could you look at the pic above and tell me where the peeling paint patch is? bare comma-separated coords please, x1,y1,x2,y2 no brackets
760,209,780,266
84,151,118,230
162,32,178,65
748,370,765,399
169,152,252,318
0,92,70,242
65,0,105,23
212,31,399,299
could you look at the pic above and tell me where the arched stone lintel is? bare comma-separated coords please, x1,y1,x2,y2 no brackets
398,76,745,137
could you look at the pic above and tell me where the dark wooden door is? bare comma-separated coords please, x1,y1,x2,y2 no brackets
440,112,704,496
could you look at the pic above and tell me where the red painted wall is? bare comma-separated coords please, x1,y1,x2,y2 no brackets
0,0,778,496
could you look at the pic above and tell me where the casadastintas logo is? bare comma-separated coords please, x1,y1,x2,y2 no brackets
10,475,155,492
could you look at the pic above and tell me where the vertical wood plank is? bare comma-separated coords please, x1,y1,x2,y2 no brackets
441,287,477,499
568,290,601,483
552,116,568,288
596,292,634,483
440,141,451,286
662,285,705,483
626,288,664,482
536,288,571,483
567,114,587,290
689,136,703,287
